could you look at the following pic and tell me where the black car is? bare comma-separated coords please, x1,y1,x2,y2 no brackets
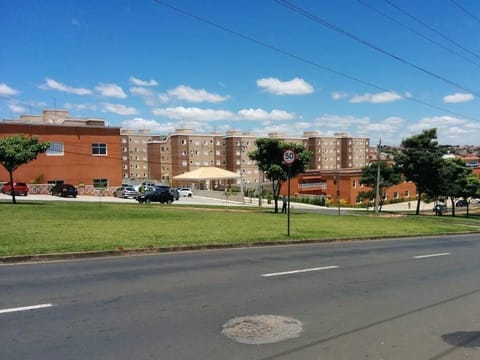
50,184,78,198
137,189,174,204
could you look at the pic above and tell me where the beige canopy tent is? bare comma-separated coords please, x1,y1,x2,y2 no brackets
173,167,240,190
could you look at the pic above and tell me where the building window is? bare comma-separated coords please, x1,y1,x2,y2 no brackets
92,143,107,155
352,180,357,188
46,142,64,156
93,178,108,188
405,190,410,197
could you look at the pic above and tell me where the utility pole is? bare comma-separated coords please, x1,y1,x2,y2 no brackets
374,139,382,215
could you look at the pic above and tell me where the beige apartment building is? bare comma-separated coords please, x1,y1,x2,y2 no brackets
143,129,370,189
307,132,370,170
121,129,166,180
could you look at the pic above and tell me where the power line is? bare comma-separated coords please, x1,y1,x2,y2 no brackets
275,0,480,97
383,0,480,61
149,0,479,123
356,0,480,68
450,0,480,25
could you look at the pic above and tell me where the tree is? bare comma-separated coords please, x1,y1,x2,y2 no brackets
360,161,401,211
437,158,471,216
459,173,480,217
0,135,49,204
249,138,312,213
393,129,445,215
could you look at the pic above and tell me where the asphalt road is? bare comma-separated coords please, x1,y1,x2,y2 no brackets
1,235,480,359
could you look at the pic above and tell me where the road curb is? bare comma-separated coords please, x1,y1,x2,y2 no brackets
2,233,477,264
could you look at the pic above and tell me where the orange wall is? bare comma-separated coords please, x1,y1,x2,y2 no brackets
0,124,122,187
281,171,417,205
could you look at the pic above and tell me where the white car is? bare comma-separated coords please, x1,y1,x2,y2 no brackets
178,187,193,197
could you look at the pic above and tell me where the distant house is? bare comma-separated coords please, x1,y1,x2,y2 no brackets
0,109,122,194
281,169,417,206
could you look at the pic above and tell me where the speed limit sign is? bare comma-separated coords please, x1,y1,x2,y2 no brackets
282,149,296,165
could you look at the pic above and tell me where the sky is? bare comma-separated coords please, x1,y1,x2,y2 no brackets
1,0,479,146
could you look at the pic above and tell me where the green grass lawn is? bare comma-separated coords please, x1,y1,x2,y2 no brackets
1,201,479,257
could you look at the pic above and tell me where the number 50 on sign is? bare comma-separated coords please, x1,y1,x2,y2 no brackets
282,149,295,165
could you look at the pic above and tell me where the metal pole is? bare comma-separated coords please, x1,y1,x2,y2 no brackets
287,165,291,237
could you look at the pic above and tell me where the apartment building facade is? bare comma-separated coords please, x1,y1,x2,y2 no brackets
121,129,165,180
0,109,122,194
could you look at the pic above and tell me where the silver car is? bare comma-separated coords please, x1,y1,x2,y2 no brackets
113,186,138,199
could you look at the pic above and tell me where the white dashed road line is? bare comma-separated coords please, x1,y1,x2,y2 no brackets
261,266,339,277
413,252,451,259
0,303,54,314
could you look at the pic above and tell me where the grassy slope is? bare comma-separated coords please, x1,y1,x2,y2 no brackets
1,201,479,256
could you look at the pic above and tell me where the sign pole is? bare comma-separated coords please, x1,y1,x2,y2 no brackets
282,149,295,237
287,164,291,237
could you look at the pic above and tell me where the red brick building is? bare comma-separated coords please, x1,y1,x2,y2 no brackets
0,110,122,194
281,169,417,205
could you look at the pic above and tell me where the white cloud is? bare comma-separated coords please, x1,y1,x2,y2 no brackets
408,115,466,131
331,91,348,100
95,83,127,99
257,77,314,95
39,78,92,95
350,91,406,104
8,103,26,113
314,114,370,129
443,92,474,103
129,76,158,87
0,83,20,96
167,85,229,103
102,103,137,115
405,115,480,145
152,106,234,121
64,103,98,111
152,106,296,122
238,108,296,121
130,87,153,97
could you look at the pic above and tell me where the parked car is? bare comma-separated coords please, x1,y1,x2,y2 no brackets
113,186,138,199
456,199,467,207
137,189,174,204
178,187,193,197
50,184,78,198
1,182,29,196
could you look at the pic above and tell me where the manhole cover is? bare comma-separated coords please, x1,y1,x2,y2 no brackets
221,315,303,344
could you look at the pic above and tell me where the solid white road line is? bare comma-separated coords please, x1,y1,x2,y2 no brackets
0,303,54,314
261,266,339,277
413,252,451,259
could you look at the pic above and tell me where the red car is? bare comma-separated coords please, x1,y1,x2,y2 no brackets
2,182,29,196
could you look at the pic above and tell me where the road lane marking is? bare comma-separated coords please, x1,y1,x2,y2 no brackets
261,266,339,277
413,252,451,259
0,303,54,314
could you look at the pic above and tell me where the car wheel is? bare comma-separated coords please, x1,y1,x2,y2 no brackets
188,194,192,197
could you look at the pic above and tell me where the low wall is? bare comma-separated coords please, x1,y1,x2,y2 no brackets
26,184,115,196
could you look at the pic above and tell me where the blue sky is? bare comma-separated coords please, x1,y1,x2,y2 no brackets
1,0,479,145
